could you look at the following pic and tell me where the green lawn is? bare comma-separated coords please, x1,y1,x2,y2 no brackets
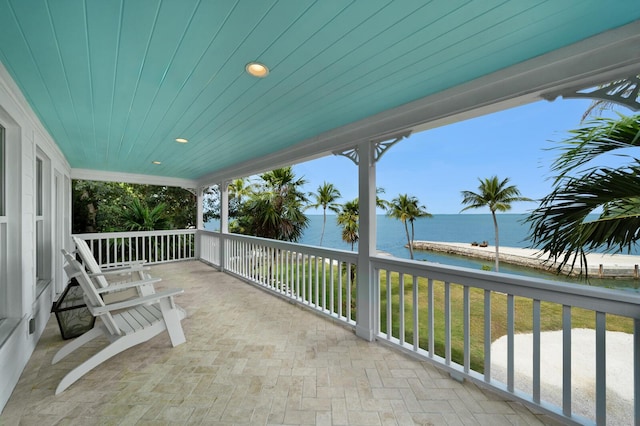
379,271,633,372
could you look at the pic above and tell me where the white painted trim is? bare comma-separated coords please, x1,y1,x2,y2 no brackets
197,20,640,187
71,168,198,189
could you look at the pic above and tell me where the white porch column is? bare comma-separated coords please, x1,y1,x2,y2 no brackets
195,187,204,260
196,187,204,230
219,181,229,272
356,140,377,341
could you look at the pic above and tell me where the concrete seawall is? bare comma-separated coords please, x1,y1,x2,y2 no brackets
411,241,640,279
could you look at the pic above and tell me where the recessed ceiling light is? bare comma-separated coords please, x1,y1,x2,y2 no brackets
175,138,188,143
152,161,161,165
246,62,269,78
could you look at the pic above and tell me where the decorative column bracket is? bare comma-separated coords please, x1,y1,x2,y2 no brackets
333,130,412,165
543,75,640,111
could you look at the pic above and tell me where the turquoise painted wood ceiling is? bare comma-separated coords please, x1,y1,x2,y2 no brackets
0,0,639,180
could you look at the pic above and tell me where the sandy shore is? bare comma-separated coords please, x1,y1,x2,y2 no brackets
412,241,640,278
491,329,633,425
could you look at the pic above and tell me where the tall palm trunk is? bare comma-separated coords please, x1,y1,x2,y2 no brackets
404,221,413,259
491,210,500,271
320,207,327,246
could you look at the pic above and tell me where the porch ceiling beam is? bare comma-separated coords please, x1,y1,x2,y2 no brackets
71,168,198,189
196,20,640,188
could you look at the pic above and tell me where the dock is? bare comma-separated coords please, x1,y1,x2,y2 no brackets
411,241,640,279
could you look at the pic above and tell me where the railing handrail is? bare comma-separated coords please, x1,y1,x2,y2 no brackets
371,254,640,318
74,229,196,239
72,229,196,266
198,229,359,263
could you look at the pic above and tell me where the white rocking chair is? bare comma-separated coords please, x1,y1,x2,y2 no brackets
54,250,186,395
71,235,155,302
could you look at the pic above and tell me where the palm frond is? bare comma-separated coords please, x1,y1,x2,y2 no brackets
550,114,640,180
527,163,640,272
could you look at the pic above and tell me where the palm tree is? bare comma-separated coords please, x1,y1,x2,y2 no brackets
526,114,640,274
308,182,341,246
375,187,390,211
228,178,253,201
120,198,169,231
387,194,432,259
461,176,531,272
337,199,359,250
239,167,309,242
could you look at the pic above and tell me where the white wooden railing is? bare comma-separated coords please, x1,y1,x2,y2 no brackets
73,230,196,266
371,255,640,425
200,230,358,326
198,230,220,267
74,228,640,424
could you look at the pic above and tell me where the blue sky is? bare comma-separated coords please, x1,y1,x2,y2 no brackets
295,97,619,215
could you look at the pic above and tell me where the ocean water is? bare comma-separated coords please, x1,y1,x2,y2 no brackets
206,214,640,289
301,214,532,257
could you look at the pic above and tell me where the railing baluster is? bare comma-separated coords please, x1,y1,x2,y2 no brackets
463,285,470,373
399,273,405,345
346,262,351,322
322,257,326,310
563,305,572,417
302,254,307,303
484,289,491,382
250,243,255,282
595,311,606,425
507,294,515,393
330,257,334,314
387,271,392,340
106,237,110,265
428,278,434,357
288,250,293,296
445,281,451,365
258,245,262,287
337,261,342,318
633,318,640,424
277,248,282,291
308,255,313,305
314,256,319,307
296,251,301,301
413,275,419,352
533,299,541,403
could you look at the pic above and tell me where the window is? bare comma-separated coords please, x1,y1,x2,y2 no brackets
35,151,51,292
0,107,22,324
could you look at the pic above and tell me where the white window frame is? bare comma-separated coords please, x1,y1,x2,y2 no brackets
0,107,21,324
35,149,51,295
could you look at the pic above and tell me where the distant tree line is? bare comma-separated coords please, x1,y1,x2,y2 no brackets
72,180,196,234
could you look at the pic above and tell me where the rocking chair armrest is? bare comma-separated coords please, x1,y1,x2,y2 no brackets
92,288,184,315
94,277,162,294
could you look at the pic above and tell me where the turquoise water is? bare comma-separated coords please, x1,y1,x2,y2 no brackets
206,214,640,290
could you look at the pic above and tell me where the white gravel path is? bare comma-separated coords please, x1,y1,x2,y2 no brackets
491,329,633,425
